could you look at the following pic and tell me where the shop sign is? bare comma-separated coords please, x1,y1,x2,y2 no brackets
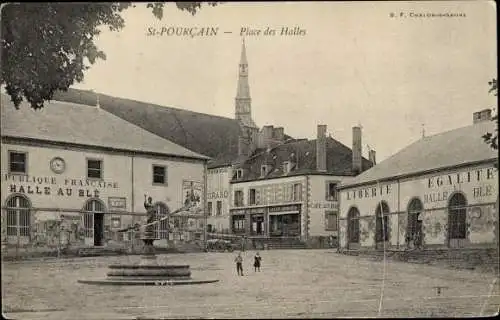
269,204,300,213
207,190,229,199
230,208,265,215
108,197,127,210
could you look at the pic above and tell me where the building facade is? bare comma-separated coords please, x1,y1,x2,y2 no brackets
206,166,233,233
52,40,263,242
1,95,209,249
230,124,373,247
338,110,498,251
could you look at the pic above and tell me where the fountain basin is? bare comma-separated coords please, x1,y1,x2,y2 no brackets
107,265,191,278
77,279,219,286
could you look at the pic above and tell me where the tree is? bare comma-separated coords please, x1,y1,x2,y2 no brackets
482,78,498,150
1,2,218,109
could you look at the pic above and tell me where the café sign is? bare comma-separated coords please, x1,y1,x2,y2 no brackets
309,202,339,210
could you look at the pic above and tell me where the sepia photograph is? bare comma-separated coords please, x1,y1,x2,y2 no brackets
1,1,498,319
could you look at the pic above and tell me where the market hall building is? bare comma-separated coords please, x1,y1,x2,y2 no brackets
338,109,498,251
1,94,209,248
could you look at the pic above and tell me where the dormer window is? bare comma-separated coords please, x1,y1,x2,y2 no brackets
283,161,293,175
233,169,243,180
261,165,269,177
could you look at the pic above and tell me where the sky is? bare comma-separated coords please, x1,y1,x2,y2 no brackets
73,1,498,162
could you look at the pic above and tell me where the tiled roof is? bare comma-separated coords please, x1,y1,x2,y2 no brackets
0,94,210,161
52,88,242,168
341,120,498,188
231,137,372,182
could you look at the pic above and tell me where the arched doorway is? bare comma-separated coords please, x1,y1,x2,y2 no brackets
375,201,390,250
347,207,360,249
154,202,169,239
5,195,31,245
448,192,467,248
82,199,106,246
407,198,424,249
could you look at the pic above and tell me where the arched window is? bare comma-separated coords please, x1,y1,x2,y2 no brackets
407,198,423,244
154,202,169,239
5,195,31,237
375,201,390,242
347,207,360,243
448,193,467,240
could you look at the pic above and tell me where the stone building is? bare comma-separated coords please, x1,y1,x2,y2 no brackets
338,109,498,251
229,124,373,247
1,94,209,249
52,40,265,236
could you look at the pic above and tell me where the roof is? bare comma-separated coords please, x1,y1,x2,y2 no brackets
0,94,210,161
231,137,372,182
52,88,243,168
341,120,498,188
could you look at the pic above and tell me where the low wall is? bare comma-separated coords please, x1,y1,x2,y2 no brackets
339,247,499,273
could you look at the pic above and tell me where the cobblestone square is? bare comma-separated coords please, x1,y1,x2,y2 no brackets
2,249,499,319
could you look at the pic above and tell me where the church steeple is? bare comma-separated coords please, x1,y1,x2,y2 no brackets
235,38,257,128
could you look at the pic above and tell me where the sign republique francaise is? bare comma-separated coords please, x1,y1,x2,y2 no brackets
3,174,119,198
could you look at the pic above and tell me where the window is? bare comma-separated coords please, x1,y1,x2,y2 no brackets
326,182,338,201
293,183,302,201
325,211,338,231
249,189,256,205
261,165,269,177
448,193,467,240
375,201,390,242
232,215,246,232
152,165,167,185
407,198,423,245
283,161,291,174
216,201,222,216
9,151,27,174
207,201,213,216
87,159,103,179
347,207,360,243
6,195,31,237
233,169,243,180
234,190,244,207
155,202,169,239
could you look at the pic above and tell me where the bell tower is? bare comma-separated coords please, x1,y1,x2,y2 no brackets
235,38,257,129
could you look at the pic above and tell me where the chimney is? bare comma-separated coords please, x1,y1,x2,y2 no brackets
273,127,285,141
369,149,376,166
316,124,327,172
473,109,492,124
352,126,362,174
262,125,274,148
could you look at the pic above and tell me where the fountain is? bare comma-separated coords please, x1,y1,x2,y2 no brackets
78,195,219,286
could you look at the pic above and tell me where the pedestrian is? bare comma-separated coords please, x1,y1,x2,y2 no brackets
253,252,262,272
235,252,244,276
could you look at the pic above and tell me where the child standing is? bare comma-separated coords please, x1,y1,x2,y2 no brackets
253,252,262,272
235,252,244,276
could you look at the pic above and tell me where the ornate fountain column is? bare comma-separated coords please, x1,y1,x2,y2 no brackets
140,195,159,266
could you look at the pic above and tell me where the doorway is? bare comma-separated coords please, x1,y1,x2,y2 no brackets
93,212,104,246
83,199,107,247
